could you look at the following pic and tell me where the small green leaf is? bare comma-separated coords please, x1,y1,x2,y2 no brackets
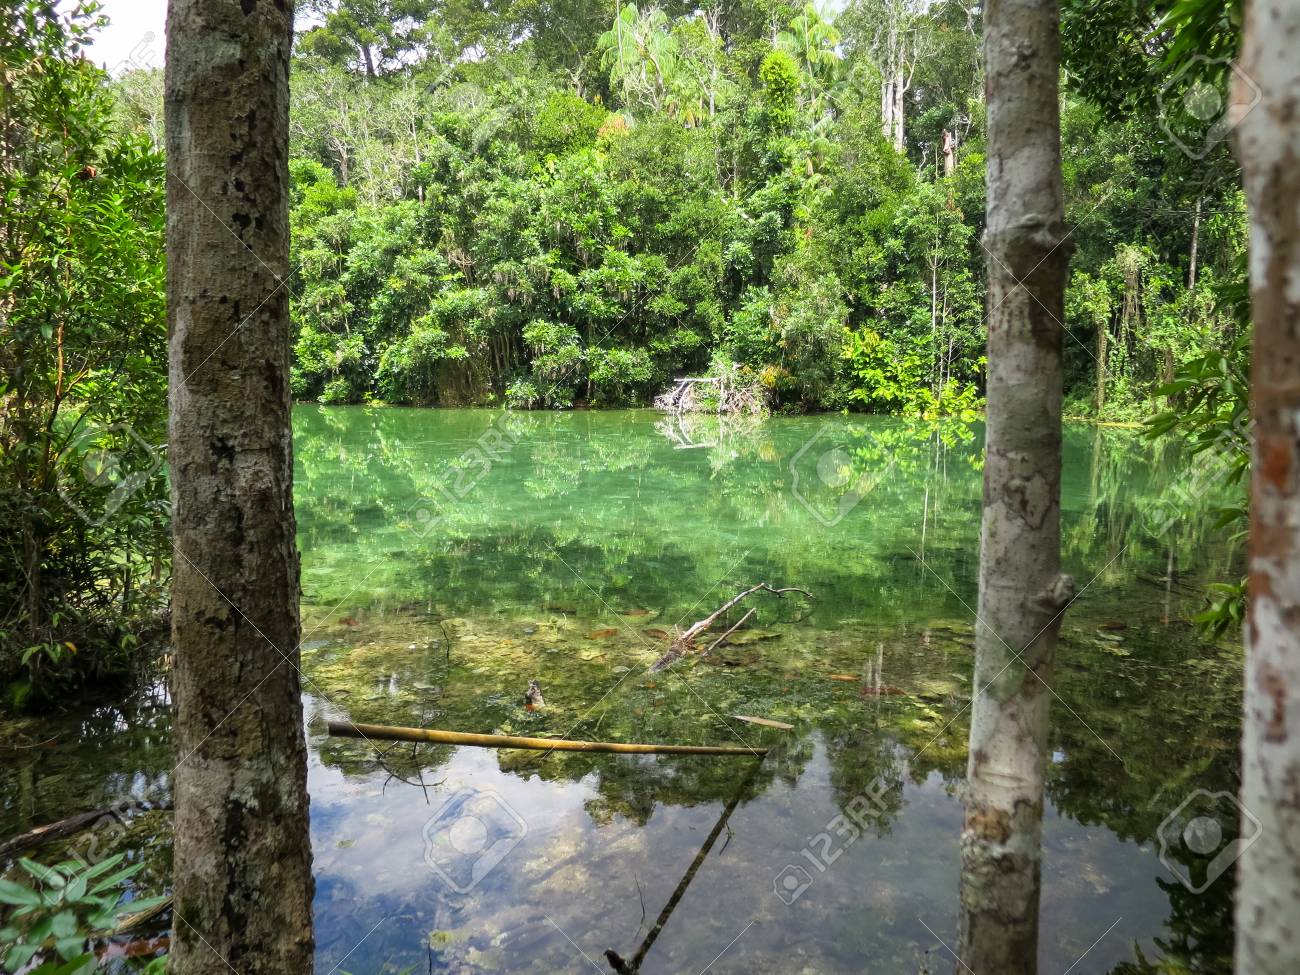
0,878,42,906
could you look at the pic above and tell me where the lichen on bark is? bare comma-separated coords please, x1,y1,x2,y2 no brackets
956,1,1072,972
1234,2,1300,970
165,1,315,972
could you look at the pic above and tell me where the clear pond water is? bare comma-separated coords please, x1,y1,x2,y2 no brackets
2,408,1245,974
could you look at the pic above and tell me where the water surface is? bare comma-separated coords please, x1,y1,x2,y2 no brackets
2,408,1244,974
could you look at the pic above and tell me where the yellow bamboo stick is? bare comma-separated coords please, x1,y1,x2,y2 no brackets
326,720,767,756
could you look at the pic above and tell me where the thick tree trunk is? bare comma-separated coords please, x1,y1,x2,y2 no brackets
165,2,314,973
1234,2,1300,970
956,1,1073,972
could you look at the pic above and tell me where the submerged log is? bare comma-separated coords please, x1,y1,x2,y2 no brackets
326,721,767,756
0,805,164,862
0,809,110,861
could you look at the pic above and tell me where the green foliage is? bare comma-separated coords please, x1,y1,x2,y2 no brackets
0,0,168,696
842,328,981,419
759,49,800,136
297,0,444,76
0,853,167,972
1145,272,1250,638
226,0,1246,424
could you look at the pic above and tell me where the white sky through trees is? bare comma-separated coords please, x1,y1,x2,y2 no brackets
86,0,167,74
85,0,854,76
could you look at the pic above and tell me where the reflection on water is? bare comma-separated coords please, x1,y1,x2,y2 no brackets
1,408,1242,974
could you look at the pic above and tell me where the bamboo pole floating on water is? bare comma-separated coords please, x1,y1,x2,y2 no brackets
326,720,768,756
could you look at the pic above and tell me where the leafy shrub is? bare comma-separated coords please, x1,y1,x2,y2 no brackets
0,854,167,973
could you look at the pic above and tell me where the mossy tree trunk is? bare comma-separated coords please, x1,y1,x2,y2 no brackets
1235,2,1300,969
165,1,314,972
955,0,1073,971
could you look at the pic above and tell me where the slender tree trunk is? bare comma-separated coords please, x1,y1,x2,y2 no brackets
892,70,907,152
956,1,1073,972
165,2,314,973
1234,2,1300,969
1096,316,1108,412
881,76,891,141
1188,195,1202,291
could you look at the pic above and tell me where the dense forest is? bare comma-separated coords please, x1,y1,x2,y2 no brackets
2,0,1253,697
101,0,1247,418
11,0,1298,971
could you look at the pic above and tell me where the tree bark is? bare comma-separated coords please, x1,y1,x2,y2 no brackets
1234,3,1300,970
165,2,314,973
1188,194,1202,291
1096,315,1108,412
956,1,1073,972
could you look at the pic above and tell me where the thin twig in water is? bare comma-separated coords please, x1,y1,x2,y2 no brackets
5,736,58,750
704,608,755,655
377,742,445,802
650,582,812,672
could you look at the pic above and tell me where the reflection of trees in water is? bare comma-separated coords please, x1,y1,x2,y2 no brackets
1045,623,1240,973
1067,425,1243,599
1108,875,1233,974
508,745,808,826
293,407,1243,971
295,412,1241,627
0,684,173,839
294,410,1000,629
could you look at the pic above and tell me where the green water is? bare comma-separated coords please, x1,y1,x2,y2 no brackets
2,408,1244,974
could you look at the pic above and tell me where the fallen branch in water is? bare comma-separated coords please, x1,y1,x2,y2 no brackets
703,608,754,655
114,895,174,935
327,721,767,756
649,582,812,673
0,809,114,862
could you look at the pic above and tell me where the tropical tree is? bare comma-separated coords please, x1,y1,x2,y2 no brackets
776,3,843,118
0,0,167,697
165,0,314,971
847,0,933,152
956,0,1074,972
598,4,680,115
297,0,441,76
1233,0,1300,967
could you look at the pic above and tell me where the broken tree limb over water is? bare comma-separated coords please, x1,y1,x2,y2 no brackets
326,721,767,756
650,582,812,672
